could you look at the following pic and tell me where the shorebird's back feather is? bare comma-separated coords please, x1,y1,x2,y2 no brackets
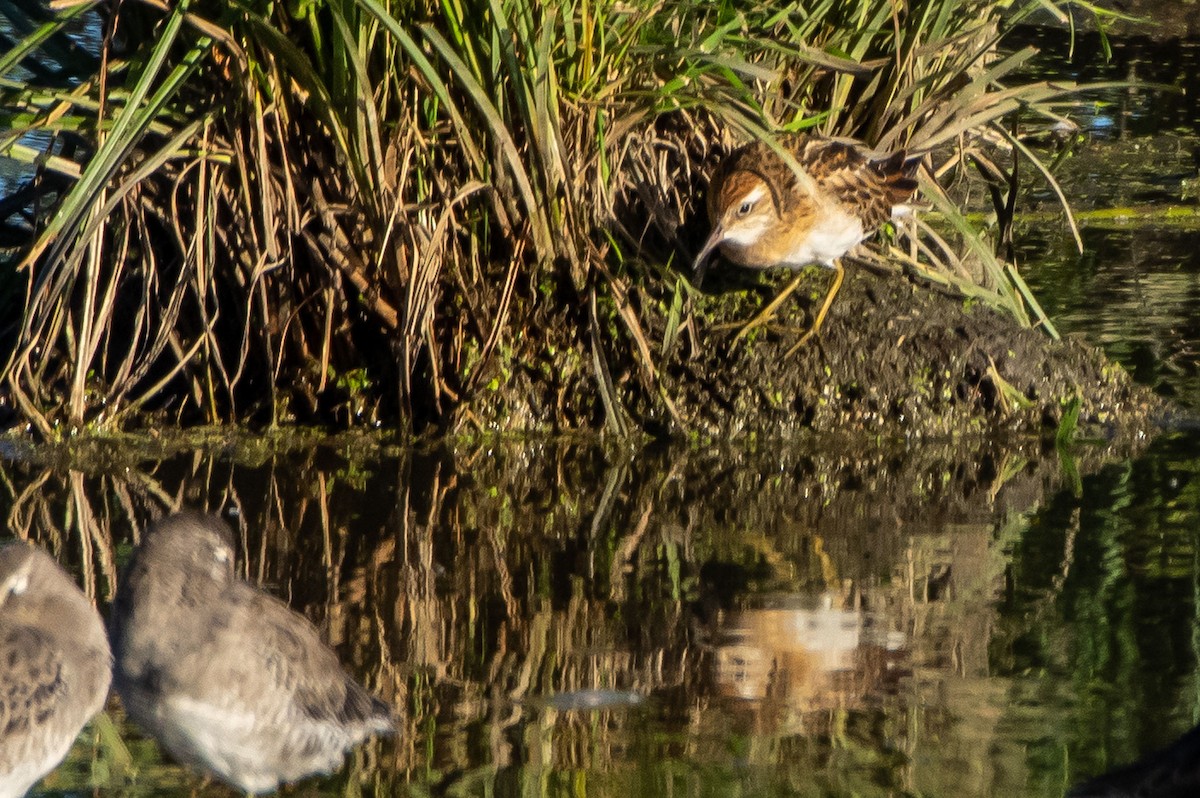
799,138,918,231
706,136,918,237
0,544,111,798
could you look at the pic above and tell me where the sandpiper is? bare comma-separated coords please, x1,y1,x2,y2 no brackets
0,542,112,798
110,512,394,794
694,136,919,352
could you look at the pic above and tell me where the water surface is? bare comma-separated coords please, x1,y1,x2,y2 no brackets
0,423,1192,797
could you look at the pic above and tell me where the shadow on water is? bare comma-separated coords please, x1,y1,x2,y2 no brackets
0,429,1197,796
1068,721,1200,797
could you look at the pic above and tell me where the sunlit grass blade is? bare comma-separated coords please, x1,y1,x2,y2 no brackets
18,0,202,272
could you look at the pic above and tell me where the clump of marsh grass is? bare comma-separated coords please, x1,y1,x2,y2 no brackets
0,0,1118,435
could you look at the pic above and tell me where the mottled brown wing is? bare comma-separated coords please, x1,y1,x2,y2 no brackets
799,138,918,232
869,150,921,206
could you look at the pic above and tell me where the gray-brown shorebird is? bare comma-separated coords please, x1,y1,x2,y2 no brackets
0,542,112,798
110,512,394,794
694,135,919,352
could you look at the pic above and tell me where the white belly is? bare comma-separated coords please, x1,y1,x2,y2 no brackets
785,207,864,268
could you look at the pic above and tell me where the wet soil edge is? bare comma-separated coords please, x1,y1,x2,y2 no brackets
465,262,1168,442
669,265,1167,440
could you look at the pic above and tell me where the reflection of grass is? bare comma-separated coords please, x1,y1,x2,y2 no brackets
17,433,1162,795
997,432,1200,789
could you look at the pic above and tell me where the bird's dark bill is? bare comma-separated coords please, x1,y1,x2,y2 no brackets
693,226,724,284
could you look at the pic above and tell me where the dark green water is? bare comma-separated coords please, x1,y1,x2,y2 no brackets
4,413,1197,797
1009,25,1200,139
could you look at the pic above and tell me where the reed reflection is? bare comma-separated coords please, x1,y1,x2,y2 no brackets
0,432,1167,796
109,512,394,794
0,542,111,798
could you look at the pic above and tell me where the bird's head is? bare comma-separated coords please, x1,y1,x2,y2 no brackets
693,171,777,280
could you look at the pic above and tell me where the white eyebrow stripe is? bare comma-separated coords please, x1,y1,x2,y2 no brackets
739,184,768,206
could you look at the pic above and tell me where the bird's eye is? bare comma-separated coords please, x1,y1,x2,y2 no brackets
737,201,753,216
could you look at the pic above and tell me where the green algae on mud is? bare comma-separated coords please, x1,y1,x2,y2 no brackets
0,426,405,472
21,274,1148,446
464,264,1166,441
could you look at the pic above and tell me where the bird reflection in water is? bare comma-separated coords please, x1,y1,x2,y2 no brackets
0,542,111,798
714,592,907,710
110,512,394,793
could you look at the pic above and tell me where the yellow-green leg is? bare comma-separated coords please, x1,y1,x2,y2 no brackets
732,273,806,343
784,261,844,357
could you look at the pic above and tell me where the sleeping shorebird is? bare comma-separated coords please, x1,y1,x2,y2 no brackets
694,136,920,353
110,512,395,794
0,542,111,798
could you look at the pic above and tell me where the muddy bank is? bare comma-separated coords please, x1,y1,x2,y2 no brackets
465,257,1166,440
673,266,1165,438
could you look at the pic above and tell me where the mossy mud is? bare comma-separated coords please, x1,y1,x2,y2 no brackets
465,261,1167,442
